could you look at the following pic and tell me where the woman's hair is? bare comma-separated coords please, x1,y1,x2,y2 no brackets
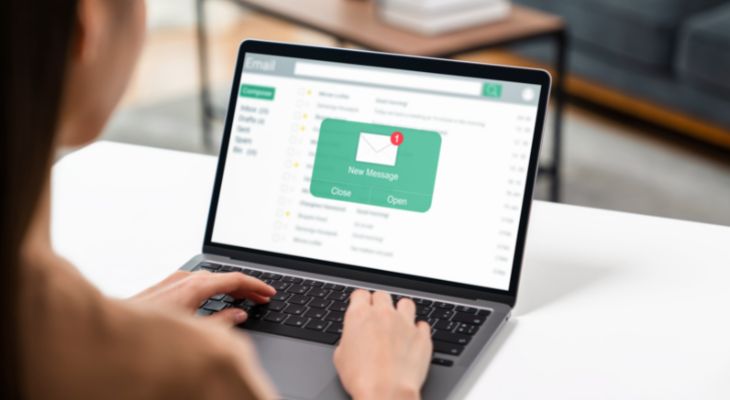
1,0,79,397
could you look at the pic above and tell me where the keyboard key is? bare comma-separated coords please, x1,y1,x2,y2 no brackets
283,304,307,316
455,305,476,313
452,311,486,325
431,358,454,367
324,311,344,323
303,279,323,287
433,331,471,345
211,293,226,301
417,306,434,317
415,298,433,306
248,307,266,320
270,281,290,291
282,276,303,284
244,269,262,277
304,308,328,320
305,320,329,331
284,316,308,328
264,312,287,323
197,262,220,271
219,265,235,272
431,309,455,320
309,299,332,309
196,308,213,316
435,302,455,310
434,320,457,331
433,341,465,356
288,295,311,305
325,322,343,335
328,301,348,312
261,272,282,280
202,300,228,312
343,287,355,295
475,309,491,317
242,320,338,344
326,291,349,302
307,288,330,298
286,284,310,295
271,292,291,302
323,283,344,291
234,299,257,311
455,323,479,336
266,301,286,312
222,295,235,303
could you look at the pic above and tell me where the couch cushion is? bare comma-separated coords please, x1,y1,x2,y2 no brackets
516,0,727,70
676,3,730,96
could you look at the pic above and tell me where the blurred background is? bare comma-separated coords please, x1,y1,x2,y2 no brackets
103,0,730,225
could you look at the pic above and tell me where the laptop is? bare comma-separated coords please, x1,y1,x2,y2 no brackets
181,40,549,399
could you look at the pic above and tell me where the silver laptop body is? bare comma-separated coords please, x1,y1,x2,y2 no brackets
180,40,550,400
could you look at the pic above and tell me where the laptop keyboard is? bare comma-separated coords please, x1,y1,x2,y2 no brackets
194,262,490,366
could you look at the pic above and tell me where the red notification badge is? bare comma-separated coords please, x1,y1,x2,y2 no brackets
390,131,404,146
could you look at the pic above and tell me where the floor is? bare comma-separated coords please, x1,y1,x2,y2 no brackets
101,4,730,226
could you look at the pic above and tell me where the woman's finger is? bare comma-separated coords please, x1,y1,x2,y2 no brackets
343,289,371,326
348,289,371,307
246,293,272,304
396,297,416,320
372,291,392,309
417,321,432,340
207,307,248,326
348,289,372,309
191,272,276,301
416,321,434,355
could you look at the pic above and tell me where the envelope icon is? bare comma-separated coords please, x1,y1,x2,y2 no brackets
356,132,398,166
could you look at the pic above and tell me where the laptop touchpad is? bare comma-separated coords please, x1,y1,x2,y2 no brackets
247,332,341,399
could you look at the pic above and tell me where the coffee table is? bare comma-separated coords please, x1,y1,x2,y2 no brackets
195,0,567,201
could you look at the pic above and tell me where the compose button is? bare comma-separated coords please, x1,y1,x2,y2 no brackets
239,84,276,100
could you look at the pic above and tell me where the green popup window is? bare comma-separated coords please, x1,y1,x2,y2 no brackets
310,118,441,212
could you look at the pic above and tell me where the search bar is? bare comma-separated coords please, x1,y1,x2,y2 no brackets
293,62,481,96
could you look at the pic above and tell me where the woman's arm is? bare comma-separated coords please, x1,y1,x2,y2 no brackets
20,257,277,399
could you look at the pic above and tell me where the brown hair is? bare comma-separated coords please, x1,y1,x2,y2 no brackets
0,0,79,397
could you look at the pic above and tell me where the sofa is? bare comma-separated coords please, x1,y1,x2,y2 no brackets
513,0,730,145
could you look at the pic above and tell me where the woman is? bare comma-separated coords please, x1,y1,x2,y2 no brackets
0,0,433,399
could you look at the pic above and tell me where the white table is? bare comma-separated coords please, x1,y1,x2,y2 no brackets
52,141,730,399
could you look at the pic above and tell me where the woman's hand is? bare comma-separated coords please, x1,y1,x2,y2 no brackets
130,270,276,326
334,290,433,400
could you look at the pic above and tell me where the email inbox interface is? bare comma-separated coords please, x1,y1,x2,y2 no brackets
213,55,540,291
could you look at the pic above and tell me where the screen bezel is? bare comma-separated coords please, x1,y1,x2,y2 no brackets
203,40,550,307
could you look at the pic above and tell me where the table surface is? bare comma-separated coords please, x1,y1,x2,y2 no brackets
52,142,730,399
234,0,564,57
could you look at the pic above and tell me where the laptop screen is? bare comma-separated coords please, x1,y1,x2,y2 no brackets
211,52,542,292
